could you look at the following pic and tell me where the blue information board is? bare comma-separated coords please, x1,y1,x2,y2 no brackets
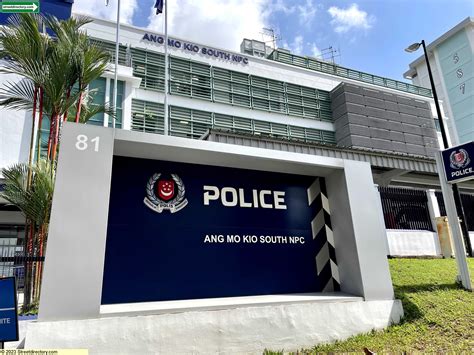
441,141,474,183
101,156,335,304
0,277,19,342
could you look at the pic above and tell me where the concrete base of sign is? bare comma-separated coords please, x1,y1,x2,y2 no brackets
24,294,403,353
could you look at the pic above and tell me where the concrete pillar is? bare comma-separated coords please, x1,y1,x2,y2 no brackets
374,184,390,255
426,189,441,231
104,78,111,128
122,81,133,131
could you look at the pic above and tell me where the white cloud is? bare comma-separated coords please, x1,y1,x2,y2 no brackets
271,0,318,26
72,0,138,24
297,0,318,25
291,35,304,55
272,0,296,14
327,3,375,33
147,0,271,51
310,43,321,58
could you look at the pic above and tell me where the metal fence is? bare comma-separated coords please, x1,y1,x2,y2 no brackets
0,238,25,290
378,186,433,231
436,191,474,231
0,238,44,297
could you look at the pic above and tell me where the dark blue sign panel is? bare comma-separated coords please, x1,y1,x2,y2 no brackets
441,141,474,183
0,277,19,342
101,156,333,304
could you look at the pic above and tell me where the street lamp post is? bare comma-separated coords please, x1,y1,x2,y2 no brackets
406,40,473,256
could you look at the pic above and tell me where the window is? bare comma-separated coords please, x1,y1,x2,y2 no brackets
87,78,107,126
109,80,124,128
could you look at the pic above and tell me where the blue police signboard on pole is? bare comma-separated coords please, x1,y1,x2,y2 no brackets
441,141,474,184
0,277,19,343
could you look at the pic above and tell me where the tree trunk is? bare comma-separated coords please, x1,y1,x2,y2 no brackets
46,113,57,160
36,88,44,163
63,88,71,122
75,91,83,123
34,224,46,301
51,113,61,162
23,222,35,308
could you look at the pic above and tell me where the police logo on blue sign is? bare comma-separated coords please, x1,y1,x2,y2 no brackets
144,173,188,213
449,149,470,169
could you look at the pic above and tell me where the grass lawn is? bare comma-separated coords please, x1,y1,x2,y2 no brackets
266,258,474,354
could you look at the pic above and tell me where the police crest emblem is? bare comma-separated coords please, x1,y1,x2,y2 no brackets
449,149,470,169
144,173,188,213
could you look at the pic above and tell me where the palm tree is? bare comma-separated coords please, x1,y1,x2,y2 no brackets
45,16,110,123
0,13,113,307
0,14,112,162
0,160,55,304
0,14,51,182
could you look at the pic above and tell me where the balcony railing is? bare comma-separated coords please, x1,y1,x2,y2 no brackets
268,49,432,98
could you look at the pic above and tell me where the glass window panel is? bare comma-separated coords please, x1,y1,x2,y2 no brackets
87,78,106,126
109,80,124,128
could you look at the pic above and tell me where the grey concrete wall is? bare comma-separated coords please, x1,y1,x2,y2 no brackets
39,123,115,321
331,83,439,158
326,160,394,300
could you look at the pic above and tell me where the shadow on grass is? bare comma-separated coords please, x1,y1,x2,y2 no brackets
393,282,460,323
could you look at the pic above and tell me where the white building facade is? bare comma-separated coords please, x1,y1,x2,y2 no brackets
1,14,474,264
404,17,474,145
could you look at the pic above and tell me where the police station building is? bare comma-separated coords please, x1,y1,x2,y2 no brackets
1,12,474,351
48,15,474,255
2,13,474,276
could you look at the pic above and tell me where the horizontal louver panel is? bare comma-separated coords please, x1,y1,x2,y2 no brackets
123,45,335,122
131,99,164,134
131,100,336,145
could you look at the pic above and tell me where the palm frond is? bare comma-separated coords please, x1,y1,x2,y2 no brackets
0,78,36,110
0,160,54,226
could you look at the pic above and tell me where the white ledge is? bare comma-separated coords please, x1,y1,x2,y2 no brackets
99,292,362,318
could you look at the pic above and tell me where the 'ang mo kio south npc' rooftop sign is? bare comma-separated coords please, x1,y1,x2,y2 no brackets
141,33,249,65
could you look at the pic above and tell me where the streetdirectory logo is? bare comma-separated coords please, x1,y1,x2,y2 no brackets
0,1,40,13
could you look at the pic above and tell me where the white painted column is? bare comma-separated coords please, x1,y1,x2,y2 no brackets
426,189,441,231
374,184,390,255
122,82,133,131
104,78,111,128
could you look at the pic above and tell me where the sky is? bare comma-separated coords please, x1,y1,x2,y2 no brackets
73,0,474,82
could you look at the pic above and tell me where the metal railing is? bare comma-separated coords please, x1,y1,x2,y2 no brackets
268,49,433,98
0,238,25,289
0,238,45,292
378,186,433,231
